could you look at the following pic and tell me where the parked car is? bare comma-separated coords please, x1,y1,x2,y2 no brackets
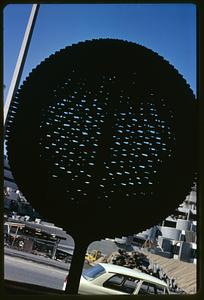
63,263,170,295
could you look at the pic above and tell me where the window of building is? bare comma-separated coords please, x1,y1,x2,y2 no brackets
173,244,180,255
191,248,197,259
164,220,176,228
10,226,18,234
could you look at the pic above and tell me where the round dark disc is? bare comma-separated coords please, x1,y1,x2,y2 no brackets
5,39,196,241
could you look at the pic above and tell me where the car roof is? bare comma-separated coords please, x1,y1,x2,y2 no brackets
98,263,168,287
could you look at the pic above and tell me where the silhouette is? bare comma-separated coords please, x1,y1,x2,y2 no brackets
5,39,197,294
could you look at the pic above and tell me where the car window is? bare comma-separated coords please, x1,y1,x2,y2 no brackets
156,285,166,294
123,277,140,294
82,264,106,281
104,274,139,294
106,274,124,285
138,282,156,294
138,282,166,295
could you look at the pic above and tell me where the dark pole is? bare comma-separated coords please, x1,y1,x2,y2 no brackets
64,239,88,294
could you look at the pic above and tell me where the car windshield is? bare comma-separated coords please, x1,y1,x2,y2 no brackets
82,264,106,281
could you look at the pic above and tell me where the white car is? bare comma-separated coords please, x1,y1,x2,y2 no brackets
63,263,170,295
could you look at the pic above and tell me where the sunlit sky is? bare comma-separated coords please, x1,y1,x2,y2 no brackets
4,3,196,103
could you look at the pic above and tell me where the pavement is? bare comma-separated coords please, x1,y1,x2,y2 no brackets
88,239,136,255
4,255,67,291
4,247,71,271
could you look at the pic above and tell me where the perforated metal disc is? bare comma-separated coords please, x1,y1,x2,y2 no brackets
5,39,196,240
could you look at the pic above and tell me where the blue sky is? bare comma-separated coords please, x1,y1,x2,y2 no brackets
3,3,196,102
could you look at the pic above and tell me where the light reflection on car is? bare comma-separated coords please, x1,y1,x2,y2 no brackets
63,263,170,295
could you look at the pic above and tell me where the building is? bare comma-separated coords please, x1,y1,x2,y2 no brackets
132,185,197,264
4,218,74,262
4,155,75,262
4,155,40,220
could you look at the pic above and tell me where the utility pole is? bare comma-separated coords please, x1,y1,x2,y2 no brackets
4,4,39,126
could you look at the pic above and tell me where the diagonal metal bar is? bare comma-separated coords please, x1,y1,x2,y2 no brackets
4,4,39,126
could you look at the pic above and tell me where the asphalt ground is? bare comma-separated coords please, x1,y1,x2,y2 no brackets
4,255,67,290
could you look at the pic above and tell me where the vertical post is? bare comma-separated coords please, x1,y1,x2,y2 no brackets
4,4,39,126
187,209,190,220
51,238,59,260
11,225,19,247
65,239,88,294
